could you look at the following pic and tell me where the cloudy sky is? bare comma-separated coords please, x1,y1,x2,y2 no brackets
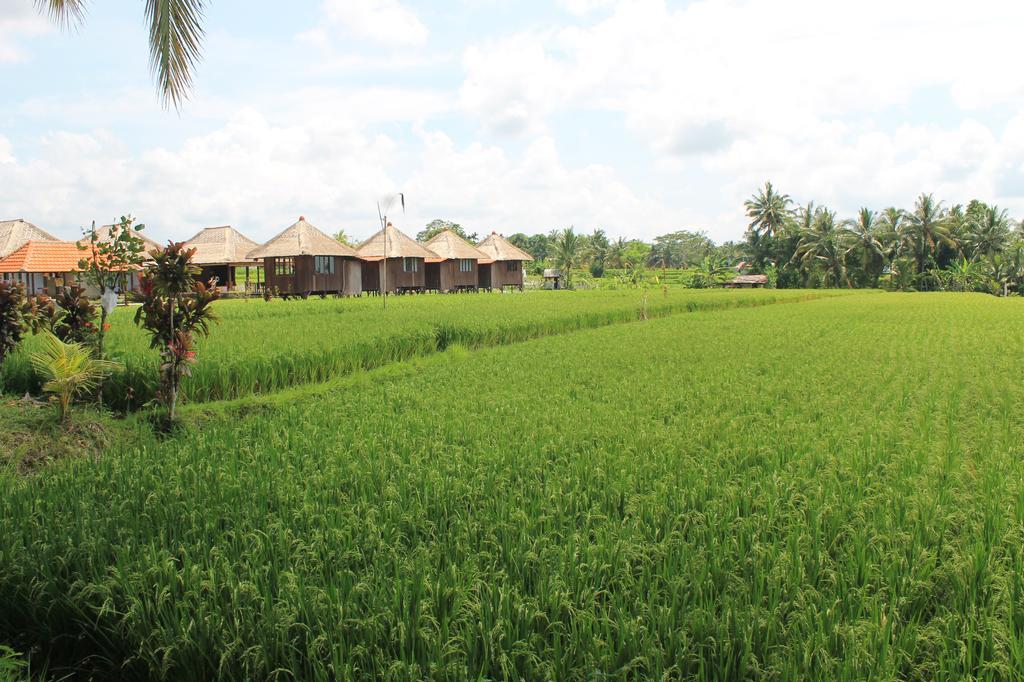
2,0,1023,245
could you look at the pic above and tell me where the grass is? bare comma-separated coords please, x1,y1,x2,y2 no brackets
1,293,1023,679
0,397,146,474
1,288,853,410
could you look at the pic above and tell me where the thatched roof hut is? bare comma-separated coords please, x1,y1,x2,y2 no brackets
423,230,487,261
184,225,262,291
356,223,437,293
475,232,534,264
724,274,768,288
422,230,487,292
0,219,59,259
185,226,260,265
356,222,437,260
475,231,533,290
247,217,361,296
247,217,358,259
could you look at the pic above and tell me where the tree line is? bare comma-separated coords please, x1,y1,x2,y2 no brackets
478,183,1024,293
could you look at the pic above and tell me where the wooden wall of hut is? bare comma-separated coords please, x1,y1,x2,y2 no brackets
264,256,362,295
482,261,524,289
362,258,426,293
438,260,478,291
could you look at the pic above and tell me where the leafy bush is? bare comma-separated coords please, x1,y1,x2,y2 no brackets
53,285,98,346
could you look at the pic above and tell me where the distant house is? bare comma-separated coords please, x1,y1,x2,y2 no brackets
356,222,438,294
0,241,85,295
0,218,60,260
475,232,534,290
422,230,487,292
724,274,768,288
184,225,261,291
247,217,362,296
543,268,563,290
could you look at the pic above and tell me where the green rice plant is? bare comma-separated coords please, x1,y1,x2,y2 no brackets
1,293,1023,678
2,288,855,410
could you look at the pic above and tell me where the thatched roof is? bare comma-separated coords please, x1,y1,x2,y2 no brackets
357,222,437,260
732,274,768,285
476,231,534,263
423,230,487,262
247,217,359,259
95,225,163,257
0,218,59,259
184,225,260,265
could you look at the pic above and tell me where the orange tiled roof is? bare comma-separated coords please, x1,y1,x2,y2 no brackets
0,241,85,274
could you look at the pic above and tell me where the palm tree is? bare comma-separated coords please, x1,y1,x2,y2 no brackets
36,0,206,109
744,181,792,239
842,208,886,287
963,205,1010,261
607,237,627,269
988,243,1024,296
877,207,906,267
553,227,582,288
785,201,818,287
29,332,120,422
744,181,793,271
902,193,953,276
796,208,848,288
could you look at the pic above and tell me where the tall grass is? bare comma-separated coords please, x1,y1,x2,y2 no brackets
1,288,853,409
2,293,1023,678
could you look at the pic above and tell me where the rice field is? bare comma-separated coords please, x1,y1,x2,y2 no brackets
1,288,845,409
2,292,1023,679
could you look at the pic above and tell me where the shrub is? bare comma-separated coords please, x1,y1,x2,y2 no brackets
133,243,219,424
0,282,28,367
53,285,98,346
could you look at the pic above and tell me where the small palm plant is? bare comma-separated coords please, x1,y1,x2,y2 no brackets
29,332,120,422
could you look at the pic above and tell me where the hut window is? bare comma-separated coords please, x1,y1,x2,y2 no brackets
459,259,473,272
275,258,295,276
505,261,520,272
314,256,335,274
403,257,419,273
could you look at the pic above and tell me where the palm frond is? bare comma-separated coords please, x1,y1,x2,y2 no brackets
146,0,207,110
34,0,87,28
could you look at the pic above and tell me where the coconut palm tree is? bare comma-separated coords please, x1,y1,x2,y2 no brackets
744,181,792,239
877,207,906,265
552,227,582,288
744,181,793,271
797,208,848,288
29,332,120,422
902,193,953,276
988,243,1024,296
842,208,886,287
607,237,627,269
36,0,206,109
963,204,1011,261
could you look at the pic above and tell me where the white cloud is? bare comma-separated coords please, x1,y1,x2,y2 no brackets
402,132,669,237
0,108,677,243
453,0,1024,235
318,0,428,47
0,0,50,63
